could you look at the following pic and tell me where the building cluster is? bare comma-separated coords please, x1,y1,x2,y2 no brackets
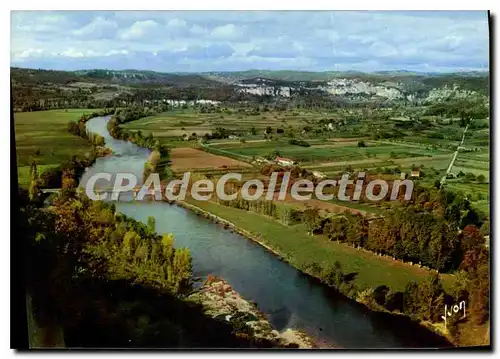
162,99,221,107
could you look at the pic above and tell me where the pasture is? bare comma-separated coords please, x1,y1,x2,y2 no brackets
184,197,455,292
14,109,99,186
212,140,453,167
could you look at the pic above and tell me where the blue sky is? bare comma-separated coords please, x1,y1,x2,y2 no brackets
10,11,489,73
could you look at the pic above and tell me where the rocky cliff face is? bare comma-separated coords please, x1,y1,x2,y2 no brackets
321,79,403,99
234,77,405,100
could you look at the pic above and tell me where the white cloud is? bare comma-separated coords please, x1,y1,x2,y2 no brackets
119,20,159,40
13,48,44,59
59,48,95,58
10,11,489,72
72,16,118,38
105,49,129,56
50,48,128,58
210,24,240,39
12,13,70,34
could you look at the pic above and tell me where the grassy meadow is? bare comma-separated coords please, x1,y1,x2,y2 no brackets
184,197,455,293
212,140,453,165
14,109,98,187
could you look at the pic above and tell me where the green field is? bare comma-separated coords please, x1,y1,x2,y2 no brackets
124,106,488,216
14,109,98,186
123,109,319,139
452,152,490,178
212,140,452,165
445,181,490,214
184,198,455,292
444,126,490,214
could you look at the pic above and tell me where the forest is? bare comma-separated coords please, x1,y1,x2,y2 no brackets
20,188,287,347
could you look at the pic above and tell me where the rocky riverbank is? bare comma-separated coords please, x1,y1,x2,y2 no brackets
187,276,316,348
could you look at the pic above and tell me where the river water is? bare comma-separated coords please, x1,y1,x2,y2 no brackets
81,116,451,349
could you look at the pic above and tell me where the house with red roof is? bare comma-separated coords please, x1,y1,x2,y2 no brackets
275,156,296,166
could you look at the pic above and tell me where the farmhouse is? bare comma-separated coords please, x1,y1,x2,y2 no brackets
275,156,295,167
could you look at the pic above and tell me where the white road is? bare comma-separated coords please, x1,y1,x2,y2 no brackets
440,122,470,185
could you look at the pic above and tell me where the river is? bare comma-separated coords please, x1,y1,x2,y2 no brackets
80,115,451,349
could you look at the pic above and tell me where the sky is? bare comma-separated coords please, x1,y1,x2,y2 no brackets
10,11,490,73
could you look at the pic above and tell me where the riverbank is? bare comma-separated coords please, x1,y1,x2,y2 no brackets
188,276,317,348
176,198,455,347
178,198,454,290
177,200,287,261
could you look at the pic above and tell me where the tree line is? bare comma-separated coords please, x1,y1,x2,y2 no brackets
67,108,116,145
104,106,172,180
207,174,489,339
301,184,486,272
20,183,290,347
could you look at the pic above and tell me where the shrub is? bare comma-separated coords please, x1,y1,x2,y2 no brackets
288,139,310,147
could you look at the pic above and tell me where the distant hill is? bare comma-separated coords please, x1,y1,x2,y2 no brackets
10,67,221,88
10,66,489,106
200,70,339,82
197,69,489,93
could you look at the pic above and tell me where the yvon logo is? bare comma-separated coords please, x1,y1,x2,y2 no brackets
441,301,466,330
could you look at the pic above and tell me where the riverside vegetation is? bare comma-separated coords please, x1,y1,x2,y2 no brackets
19,109,117,191
21,109,299,348
106,107,173,181
182,169,488,344
21,187,299,348
100,104,489,346
186,195,488,344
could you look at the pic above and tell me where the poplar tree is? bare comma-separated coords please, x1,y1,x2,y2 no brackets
28,161,40,201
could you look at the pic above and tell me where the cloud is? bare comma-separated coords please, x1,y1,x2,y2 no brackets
13,48,44,59
10,11,489,72
72,16,118,39
180,44,234,59
119,20,159,40
210,24,241,39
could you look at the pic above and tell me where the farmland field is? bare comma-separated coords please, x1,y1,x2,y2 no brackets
211,140,453,166
120,106,489,217
170,147,252,172
14,109,99,186
122,109,322,139
452,152,490,178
